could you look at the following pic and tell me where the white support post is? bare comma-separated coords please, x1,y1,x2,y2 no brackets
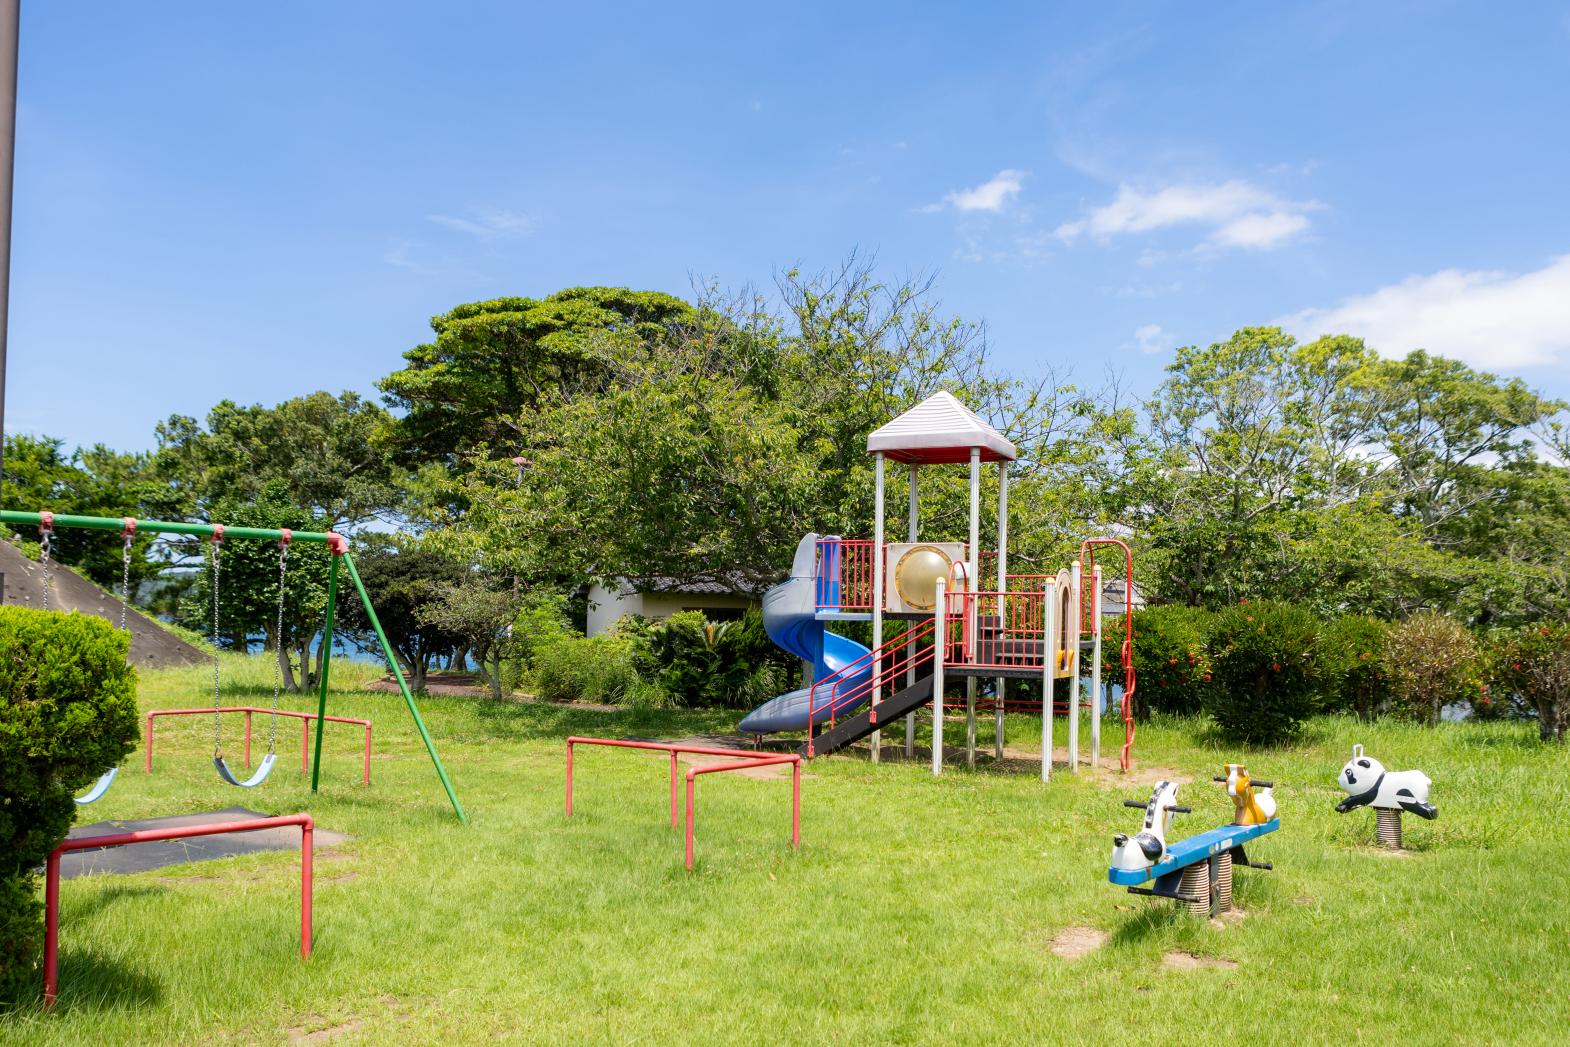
995,460,1009,760
965,448,980,769
1091,564,1103,770
1068,560,1082,772
932,577,946,776
871,452,885,763
906,463,918,759
1042,579,1056,783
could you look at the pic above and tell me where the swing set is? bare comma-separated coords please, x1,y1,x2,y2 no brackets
8,508,467,823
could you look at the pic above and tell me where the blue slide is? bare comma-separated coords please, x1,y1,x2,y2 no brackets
738,533,874,734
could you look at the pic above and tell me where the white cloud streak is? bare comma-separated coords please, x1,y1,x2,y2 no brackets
1284,255,1570,370
1055,180,1318,250
425,208,533,240
928,169,1027,213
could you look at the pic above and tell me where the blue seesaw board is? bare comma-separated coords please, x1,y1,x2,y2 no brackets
1108,818,1280,886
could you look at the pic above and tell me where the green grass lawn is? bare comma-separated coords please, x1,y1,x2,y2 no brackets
5,655,1568,1044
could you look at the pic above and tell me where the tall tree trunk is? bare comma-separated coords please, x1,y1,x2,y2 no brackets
277,639,298,693
298,636,315,691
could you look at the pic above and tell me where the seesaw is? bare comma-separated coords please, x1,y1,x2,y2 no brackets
1108,765,1278,917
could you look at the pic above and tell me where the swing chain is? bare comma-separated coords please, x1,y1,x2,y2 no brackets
268,537,290,754
211,534,223,756
38,520,52,612
119,528,134,632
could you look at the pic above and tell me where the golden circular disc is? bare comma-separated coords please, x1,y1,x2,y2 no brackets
894,545,953,610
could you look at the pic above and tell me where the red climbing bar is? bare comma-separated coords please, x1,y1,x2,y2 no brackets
565,737,802,869
683,755,801,870
145,707,373,785
42,813,314,1010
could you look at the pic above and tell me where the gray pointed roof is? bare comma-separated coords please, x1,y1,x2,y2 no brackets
866,391,1017,464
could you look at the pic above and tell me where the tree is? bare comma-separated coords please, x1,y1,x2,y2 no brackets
176,486,332,692
405,263,1112,596
377,287,698,467
154,391,402,530
416,578,521,699
0,434,165,588
336,535,464,692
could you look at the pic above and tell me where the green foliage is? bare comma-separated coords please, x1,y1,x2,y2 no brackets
377,287,698,467
0,608,138,1005
622,609,787,710
174,485,332,690
154,391,402,529
0,435,164,587
532,633,642,705
1127,605,1212,718
1487,623,1570,741
1320,614,1393,719
1201,601,1325,745
335,534,465,691
1383,613,1481,726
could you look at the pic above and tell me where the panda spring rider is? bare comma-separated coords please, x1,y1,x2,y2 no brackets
1335,744,1437,820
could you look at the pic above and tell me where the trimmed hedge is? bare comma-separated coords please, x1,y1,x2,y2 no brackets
1127,605,1212,717
1202,601,1325,745
0,608,138,1005
1488,623,1570,742
1321,614,1393,719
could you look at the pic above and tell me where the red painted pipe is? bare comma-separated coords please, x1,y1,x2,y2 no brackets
42,813,314,1009
683,754,802,870
145,707,373,785
565,737,801,870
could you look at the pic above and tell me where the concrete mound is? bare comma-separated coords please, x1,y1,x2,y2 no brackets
0,539,207,669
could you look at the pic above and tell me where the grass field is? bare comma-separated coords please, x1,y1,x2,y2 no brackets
4,654,1568,1044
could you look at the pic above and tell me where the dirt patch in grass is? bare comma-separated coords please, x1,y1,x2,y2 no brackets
288,1018,364,1043
1042,926,1108,959
1162,951,1238,971
1208,908,1247,929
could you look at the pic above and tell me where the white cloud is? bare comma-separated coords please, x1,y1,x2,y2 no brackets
425,207,533,240
929,169,1026,213
1211,210,1311,249
1133,323,1170,355
1284,255,1570,369
1055,180,1318,250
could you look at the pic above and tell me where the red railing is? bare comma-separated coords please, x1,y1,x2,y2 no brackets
814,537,879,611
145,707,373,785
43,813,314,1009
805,619,935,756
564,737,801,870
944,587,1062,674
1080,538,1137,771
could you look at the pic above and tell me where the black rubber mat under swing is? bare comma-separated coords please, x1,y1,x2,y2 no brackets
57,806,352,879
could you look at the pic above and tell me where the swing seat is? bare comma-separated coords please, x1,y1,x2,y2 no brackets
73,768,118,805
214,752,277,789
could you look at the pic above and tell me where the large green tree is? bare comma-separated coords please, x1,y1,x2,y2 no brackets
154,391,402,529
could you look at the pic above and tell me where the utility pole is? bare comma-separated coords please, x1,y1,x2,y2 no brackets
0,1,18,500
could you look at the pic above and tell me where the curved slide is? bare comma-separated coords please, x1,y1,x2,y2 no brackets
738,533,873,734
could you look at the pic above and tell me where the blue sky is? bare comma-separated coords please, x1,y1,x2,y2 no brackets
10,2,1570,452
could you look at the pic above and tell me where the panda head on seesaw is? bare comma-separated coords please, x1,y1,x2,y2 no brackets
1339,745,1384,792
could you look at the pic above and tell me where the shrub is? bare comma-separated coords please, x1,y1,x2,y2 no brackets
1488,623,1570,742
1384,612,1480,726
1127,605,1212,718
531,633,640,705
0,608,139,1005
1320,614,1393,719
1202,600,1325,745
625,608,789,709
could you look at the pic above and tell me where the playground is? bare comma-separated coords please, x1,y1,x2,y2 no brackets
5,655,1566,1044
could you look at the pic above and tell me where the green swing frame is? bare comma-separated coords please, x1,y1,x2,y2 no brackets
2,508,467,824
